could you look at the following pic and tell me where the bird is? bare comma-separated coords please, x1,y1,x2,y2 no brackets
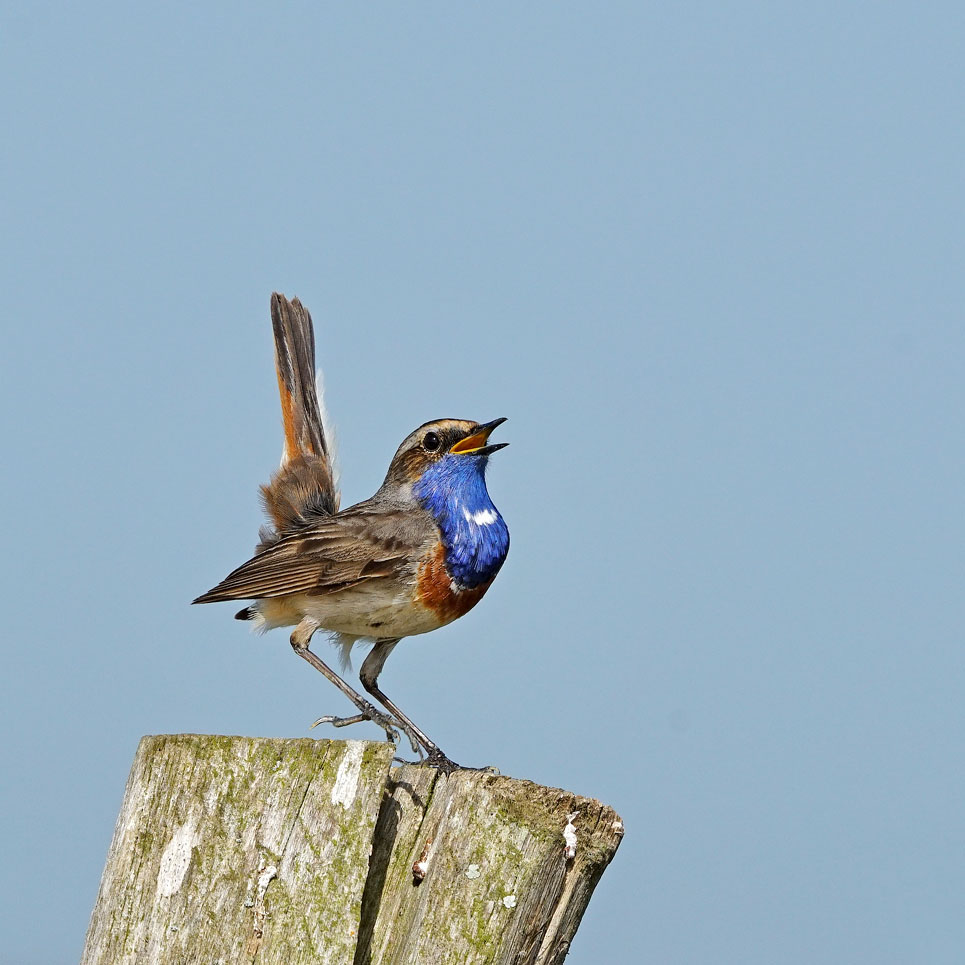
193,293,510,771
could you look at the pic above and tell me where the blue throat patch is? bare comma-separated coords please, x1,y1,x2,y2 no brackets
413,453,510,588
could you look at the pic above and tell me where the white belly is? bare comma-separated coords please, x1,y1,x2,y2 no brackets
253,584,444,639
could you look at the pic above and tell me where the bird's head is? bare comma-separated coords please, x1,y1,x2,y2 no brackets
379,417,508,495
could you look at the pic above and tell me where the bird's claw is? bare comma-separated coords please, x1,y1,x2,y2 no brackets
420,747,463,774
310,708,422,756
408,749,499,775
311,709,399,744
387,721,423,758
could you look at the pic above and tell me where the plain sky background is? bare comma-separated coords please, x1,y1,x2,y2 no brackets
2,3,963,962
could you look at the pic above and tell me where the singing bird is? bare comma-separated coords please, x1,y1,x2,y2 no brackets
193,294,510,770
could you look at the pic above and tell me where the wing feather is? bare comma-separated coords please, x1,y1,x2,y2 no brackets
193,504,429,604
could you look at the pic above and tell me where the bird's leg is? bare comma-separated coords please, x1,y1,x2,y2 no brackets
360,640,462,773
290,618,401,744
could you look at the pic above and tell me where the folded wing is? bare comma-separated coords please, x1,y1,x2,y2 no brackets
193,503,426,603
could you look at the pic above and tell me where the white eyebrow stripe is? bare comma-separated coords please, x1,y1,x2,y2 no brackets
463,507,498,526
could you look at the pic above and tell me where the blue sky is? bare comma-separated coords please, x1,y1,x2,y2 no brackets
2,3,964,962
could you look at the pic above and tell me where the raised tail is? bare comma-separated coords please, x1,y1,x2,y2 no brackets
258,294,340,544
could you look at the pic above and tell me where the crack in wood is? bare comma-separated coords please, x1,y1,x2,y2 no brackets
81,736,622,965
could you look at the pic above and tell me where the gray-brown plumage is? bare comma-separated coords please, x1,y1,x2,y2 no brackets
194,501,430,605
194,294,510,770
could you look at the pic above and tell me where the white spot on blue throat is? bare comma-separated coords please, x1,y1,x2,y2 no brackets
463,507,498,526
413,453,509,588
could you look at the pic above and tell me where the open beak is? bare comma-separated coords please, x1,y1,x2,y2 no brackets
449,417,509,456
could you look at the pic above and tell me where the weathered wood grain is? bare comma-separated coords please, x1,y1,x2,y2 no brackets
82,736,623,965
356,765,624,965
81,735,394,965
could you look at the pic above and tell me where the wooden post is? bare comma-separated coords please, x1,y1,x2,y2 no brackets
82,735,624,964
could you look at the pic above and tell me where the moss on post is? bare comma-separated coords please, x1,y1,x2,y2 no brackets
82,736,623,965
81,735,394,965
356,765,623,964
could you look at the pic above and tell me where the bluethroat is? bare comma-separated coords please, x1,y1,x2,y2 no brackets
193,294,509,770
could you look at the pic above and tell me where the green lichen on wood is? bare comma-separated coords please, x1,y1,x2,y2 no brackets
355,765,623,965
83,736,622,965
82,735,395,965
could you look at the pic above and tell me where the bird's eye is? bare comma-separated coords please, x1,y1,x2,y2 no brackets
423,431,441,452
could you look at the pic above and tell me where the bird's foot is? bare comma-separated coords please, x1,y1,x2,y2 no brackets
412,749,500,775
311,704,400,744
418,747,464,774
311,711,398,743
310,706,421,756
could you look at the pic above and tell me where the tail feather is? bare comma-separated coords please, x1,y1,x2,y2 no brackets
271,293,326,464
259,294,340,545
